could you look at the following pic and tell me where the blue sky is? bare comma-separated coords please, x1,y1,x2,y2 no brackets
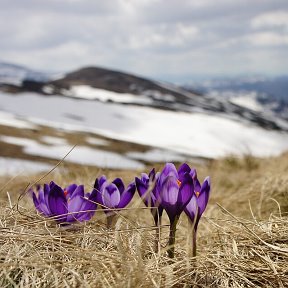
1,0,287,82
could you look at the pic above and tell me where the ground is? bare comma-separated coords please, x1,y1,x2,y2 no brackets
0,150,288,287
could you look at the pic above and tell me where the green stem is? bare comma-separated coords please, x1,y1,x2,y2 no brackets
106,214,115,229
187,219,197,258
192,227,197,257
154,215,162,254
167,216,179,258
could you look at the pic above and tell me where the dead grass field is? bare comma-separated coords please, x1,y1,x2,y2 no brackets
0,151,288,287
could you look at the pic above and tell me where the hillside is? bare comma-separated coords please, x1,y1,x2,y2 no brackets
0,62,288,175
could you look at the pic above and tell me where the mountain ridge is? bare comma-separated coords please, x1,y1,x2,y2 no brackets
0,62,287,132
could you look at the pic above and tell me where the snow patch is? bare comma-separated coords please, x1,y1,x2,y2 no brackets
0,157,53,175
86,137,109,146
41,136,68,145
0,111,36,129
0,92,288,159
68,85,153,104
24,144,144,170
127,149,186,163
0,134,144,170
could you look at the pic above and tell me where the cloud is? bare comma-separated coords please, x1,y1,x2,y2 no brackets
0,0,287,80
248,32,288,46
118,23,199,50
251,11,288,29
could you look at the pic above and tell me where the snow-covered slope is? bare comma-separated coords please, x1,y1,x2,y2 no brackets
0,92,288,159
185,76,288,122
1,62,288,162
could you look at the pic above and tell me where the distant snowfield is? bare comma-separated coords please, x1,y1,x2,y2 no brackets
0,111,36,129
61,85,153,105
208,90,264,112
0,157,53,175
0,92,288,159
0,136,144,170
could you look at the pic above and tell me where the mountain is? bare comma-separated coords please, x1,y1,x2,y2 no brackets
0,62,51,86
185,76,288,121
1,64,286,131
0,62,288,165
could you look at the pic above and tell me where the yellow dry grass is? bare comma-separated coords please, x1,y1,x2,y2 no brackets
0,151,288,287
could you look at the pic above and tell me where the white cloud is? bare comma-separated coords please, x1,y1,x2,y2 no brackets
0,0,287,79
248,32,288,46
120,23,199,50
251,11,288,29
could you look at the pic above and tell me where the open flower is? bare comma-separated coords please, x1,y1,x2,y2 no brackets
184,172,210,230
94,176,136,227
158,163,194,223
155,163,194,258
32,181,97,224
135,168,163,224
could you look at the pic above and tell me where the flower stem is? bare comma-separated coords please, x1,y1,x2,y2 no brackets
153,213,162,254
192,227,197,257
106,214,115,229
168,216,179,258
187,219,197,258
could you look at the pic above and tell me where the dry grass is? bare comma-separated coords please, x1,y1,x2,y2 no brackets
0,151,288,287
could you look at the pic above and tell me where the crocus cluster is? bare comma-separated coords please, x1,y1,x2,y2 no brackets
31,162,210,258
32,181,97,223
135,163,210,257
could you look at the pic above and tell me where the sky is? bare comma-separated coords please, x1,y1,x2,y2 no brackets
0,0,287,83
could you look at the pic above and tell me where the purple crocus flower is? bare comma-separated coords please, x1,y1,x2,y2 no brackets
94,175,136,227
184,171,211,230
184,169,211,257
32,181,97,224
135,168,163,225
154,163,194,258
158,163,194,223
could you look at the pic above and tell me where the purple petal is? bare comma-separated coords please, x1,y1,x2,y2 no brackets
77,189,98,222
49,181,56,189
161,176,179,205
32,192,42,213
197,177,211,216
177,173,194,209
160,176,179,221
148,168,156,181
190,168,196,178
136,177,158,207
140,173,149,185
194,178,201,193
99,175,107,189
33,188,51,216
48,184,68,221
43,184,50,206
101,183,120,209
112,178,125,194
64,184,78,198
38,188,45,204
67,199,84,222
184,194,198,223
153,172,161,199
95,186,104,206
94,178,100,191
178,163,191,181
70,185,84,200
135,177,148,198
190,169,201,192
118,182,136,208
159,163,178,186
